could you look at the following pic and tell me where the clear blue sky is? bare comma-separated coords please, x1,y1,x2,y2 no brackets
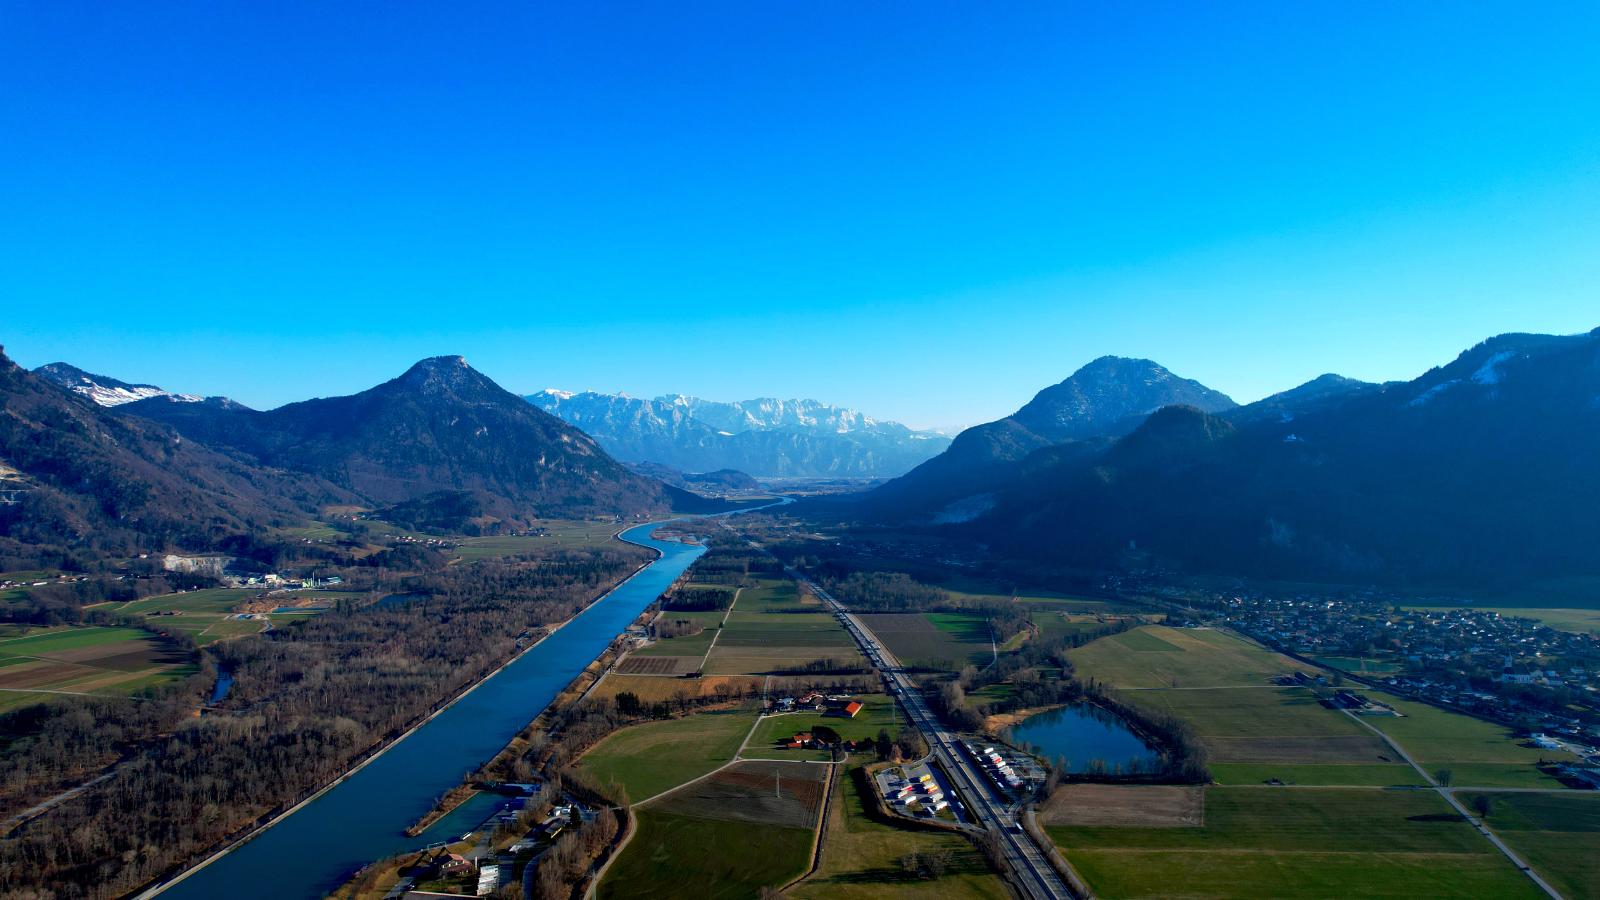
3,2,1598,429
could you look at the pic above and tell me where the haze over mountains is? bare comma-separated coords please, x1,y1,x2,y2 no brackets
528,390,949,478
852,329,1600,586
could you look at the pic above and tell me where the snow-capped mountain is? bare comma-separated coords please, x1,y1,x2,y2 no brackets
526,390,949,478
33,362,200,407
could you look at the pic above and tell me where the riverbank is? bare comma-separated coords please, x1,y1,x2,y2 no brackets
136,539,667,899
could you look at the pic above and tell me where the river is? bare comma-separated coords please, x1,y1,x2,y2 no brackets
154,518,716,899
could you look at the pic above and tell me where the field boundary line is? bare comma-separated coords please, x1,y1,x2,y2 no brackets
780,761,837,893
697,585,743,670
633,759,739,808
1337,707,1563,899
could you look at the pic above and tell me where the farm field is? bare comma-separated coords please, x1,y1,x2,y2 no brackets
746,694,905,760
854,612,993,671
701,579,866,676
1459,791,1600,899
0,625,194,709
1312,655,1403,675
1068,626,1312,689
1124,686,1396,768
1358,691,1577,788
598,760,826,900
580,707,755,802
632,610,724,659
588,673,765,704
789,765,1006,900
106,587,348,645
452,520,624,559
1046,786,1542,899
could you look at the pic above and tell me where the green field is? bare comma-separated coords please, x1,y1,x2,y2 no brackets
601,811,813,900
633,610,724,658
1069,626,1312,689
452,520,622,559
746,695,905,760
701,579,866,676
581,708,754,802
0,625,194,703
108,587,350,645
1357,692,1577,788
855,612,993,671
1208,763,1422,786
1313,655,1404,675
1049,787,1541,899
1460,791,1600,899
599,760,826,900
789,766,1006,899
1124,686,1394,766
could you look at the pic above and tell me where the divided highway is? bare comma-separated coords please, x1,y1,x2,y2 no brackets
732,527,1078,900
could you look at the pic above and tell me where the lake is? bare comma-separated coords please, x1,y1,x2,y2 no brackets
1004,704,1160,774
153,517,715,899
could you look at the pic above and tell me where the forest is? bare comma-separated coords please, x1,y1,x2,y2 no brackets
0,543,649,897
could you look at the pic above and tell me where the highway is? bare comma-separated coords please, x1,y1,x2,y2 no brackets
731,528,1077,899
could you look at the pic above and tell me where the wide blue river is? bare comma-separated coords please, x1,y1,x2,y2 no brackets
156,519,710,899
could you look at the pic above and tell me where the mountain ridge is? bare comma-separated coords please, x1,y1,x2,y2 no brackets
527,390,948,477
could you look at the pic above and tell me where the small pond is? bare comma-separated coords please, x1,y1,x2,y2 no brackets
1005,704,1160,775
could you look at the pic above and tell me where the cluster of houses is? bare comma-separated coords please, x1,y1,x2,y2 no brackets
776,729,873,753
770,691,862,715
1329,688,1398,716
1209,592,1600,735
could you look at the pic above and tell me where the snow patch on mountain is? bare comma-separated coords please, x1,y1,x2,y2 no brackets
1471,350,1516,386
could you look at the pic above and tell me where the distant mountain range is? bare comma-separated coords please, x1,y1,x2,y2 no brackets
34,362,201,407
527,390,949,478
853,329,1600,586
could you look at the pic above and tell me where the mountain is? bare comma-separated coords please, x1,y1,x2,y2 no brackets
125,357,698,520
1224,373,1380,426
527,390,948,478
0,348,342,566
33,362,200,407
972,328,1600,585
629,461,761,493
857,357,1236,521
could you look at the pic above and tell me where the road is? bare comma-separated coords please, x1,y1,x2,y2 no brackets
1338,708,1563,899
731,526,1077,899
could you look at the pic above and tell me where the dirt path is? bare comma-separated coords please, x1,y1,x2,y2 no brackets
1338,708,1562,899
696,586,744,671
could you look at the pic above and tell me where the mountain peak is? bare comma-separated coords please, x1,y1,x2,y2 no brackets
1010,357,1235,442
393,355,495,396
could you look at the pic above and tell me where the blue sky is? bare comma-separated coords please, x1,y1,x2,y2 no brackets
3,3,1598,429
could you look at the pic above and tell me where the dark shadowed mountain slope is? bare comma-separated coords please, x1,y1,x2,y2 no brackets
856,357,1235,522
125,357,691,519
975,328,1600,585
1,348,344,562
1224,373,1381,426
527,390,948,477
